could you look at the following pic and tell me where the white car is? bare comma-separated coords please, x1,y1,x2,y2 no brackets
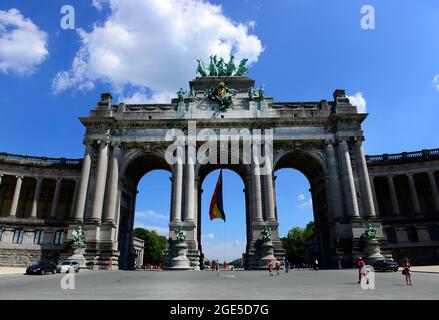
56,261,80,273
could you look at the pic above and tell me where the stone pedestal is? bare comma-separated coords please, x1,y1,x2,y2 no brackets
65,245,88,268
170,242,191,270
258,241,276,269
365,240,385,263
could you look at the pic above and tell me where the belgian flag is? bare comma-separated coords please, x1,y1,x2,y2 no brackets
209,170,226,222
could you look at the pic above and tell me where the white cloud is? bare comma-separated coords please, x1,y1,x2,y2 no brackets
0,8,48,75
297,194,305,201
119,89,175,104
202,233,215,241
135,210,168,221
297,198,313,209
433,74,439,91
347,92,367,113
92,0,105,11
134,223,168,236
52,0,263,101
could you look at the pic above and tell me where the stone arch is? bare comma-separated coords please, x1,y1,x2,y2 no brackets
273,146,332,268
117,148,173,269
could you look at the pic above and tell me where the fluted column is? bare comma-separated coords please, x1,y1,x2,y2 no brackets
338,140,360,218
354,139,376,217
73,142,93,222
369,176,380,216
386,175,400,215
407,174,421,214
9,176,23,217
263,154,276,222
30,178,43,219
427,171,439,212
90,137,110,222
104,144,120,224
50,178,62,219
252,155,263,222
171,158,183,222
185,152,195,222
69,179,80,219
325,141,343,219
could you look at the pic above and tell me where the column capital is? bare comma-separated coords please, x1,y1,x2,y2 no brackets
324,139,336,146
15,175,24,180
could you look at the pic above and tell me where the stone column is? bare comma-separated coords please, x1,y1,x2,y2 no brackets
90,137,110,222
69,179,80,219
171,159,183,222
338,140,360,218
104,144,120,224
407,174,421,214
354,139,376,217
50,178,62,219
369,176,380,216
30,178,43,219
427,171,439,212
325,141,344,219
184,153,195,222
9,176,23,217
0,174,3,187
252,156,263,222
73,141,93,222
263,154,276,222
387,175,400,215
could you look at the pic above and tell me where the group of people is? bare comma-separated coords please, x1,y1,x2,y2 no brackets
357,257,413,286
267,260,283,276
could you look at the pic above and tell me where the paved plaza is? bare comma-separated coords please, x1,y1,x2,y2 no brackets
0,269,438,300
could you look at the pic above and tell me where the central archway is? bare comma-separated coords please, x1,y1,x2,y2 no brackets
197,165,250,267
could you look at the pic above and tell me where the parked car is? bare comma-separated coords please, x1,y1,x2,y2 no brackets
371,259,399,272
56,261,80,273
26,261,57,275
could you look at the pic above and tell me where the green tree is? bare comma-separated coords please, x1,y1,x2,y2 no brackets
281,222,315,264
133,228,167,265
228,258,243,268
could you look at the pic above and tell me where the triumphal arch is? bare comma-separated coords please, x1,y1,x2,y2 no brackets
67,57,384,270
2,58,438,269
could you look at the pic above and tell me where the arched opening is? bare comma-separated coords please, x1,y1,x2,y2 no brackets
275,168,315,267
197,163,249,270
199,168,246,269
118,151,172,270
274,148,332,268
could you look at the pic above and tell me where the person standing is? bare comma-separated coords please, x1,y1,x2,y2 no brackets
314,259,319,271
223,260,228,271
268,260,273,276
285,259,290,273
275,260,281,276
403,258,413,286
215,260,220,277
357,257,366,284
338,257,342,270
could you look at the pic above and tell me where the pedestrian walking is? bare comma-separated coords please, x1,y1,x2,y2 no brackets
357,257,366,284
275,260,281,276
285,260,290,273
402,257,413,286
215,260,220,277
268,260,273,276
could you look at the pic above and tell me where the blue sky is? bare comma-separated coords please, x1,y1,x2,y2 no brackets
1,0,438,261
